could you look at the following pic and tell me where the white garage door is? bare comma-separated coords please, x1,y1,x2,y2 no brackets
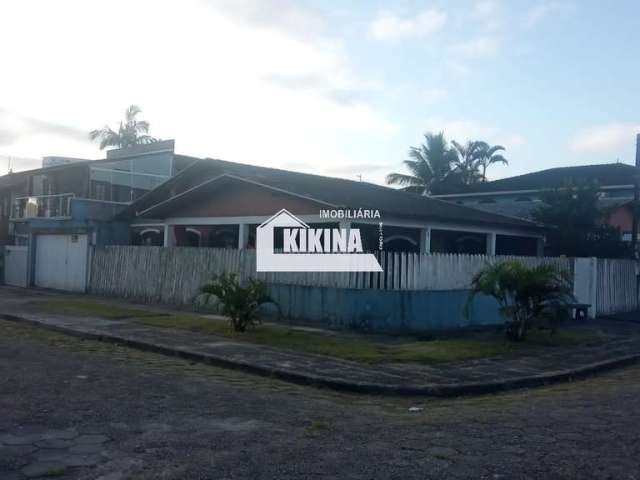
35,234,89,292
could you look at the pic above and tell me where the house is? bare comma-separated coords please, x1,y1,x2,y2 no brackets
121,156,546,257
2,142,548,292
0,140,193,247
0,140,194,289
432,162,638,240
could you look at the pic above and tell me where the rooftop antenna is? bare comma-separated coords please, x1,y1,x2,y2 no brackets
356,174,362,182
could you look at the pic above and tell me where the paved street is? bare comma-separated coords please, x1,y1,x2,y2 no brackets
2,319,640,480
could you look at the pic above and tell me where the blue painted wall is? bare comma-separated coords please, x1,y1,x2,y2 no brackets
265,284,504,333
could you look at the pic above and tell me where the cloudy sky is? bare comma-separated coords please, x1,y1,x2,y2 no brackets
0,0,639,184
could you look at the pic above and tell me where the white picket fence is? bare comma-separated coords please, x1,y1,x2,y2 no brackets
90,246,576,305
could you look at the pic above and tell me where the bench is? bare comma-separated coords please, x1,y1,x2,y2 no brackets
564,303,591,321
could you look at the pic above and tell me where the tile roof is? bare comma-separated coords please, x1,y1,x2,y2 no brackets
124,156,543,231
437,163,638,195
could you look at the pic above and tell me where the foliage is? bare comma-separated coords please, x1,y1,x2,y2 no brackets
466,261,574,341
385,132,459,195
532,182,631,258
200,273,275,332
475,141,508,182
386,132,508,194
89,105,158,150
451,140,484,186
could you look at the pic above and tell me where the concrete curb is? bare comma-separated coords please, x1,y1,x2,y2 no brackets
3,313,639,397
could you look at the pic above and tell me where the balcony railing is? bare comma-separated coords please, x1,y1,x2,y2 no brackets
11,193,74,220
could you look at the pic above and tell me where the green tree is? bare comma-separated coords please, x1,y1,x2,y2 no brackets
89,105,158,150
532,182,630,258
386,132,459,195
466,261,573,341
451,140,484,185
475,142,508,182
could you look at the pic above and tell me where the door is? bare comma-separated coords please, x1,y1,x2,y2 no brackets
4,246,28,287
35,234,89,292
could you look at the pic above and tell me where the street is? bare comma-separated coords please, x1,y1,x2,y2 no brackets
1,319,639,480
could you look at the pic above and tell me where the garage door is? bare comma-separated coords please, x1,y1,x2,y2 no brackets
4,246,28,287
35,234,89,292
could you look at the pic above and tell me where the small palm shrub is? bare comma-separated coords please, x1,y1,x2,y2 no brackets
466,261,574,341
200,273,275,332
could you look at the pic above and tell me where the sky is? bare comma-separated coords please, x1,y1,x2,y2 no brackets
1,0,639,185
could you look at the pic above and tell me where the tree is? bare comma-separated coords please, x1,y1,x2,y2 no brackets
451,140,484,185
386,132,458,195
532,182,631,258
475,142,508,182
89,105,158,150
466,261,573,341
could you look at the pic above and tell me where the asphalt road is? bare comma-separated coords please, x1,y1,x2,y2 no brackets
1,319,640,480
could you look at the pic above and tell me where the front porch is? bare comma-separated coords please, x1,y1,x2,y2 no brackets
130,216,544,256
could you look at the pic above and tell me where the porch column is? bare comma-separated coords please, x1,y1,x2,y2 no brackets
238,223,249,250
536,237,545,257
419,227,431,254
163,224,175,247
486,232,497,256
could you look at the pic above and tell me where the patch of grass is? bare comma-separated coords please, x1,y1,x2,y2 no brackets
33,299,603,365
35,299,163,320
44,467,66,477
304,420,333,437
133,313,601,365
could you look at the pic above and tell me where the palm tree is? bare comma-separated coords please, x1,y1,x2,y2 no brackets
451,140,483,185
475,142,508,182
386,132,458,195
89,105,158,150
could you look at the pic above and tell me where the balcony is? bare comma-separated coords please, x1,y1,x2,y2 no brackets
11,193,74,220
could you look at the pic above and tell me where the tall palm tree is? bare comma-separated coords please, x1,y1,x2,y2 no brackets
386,132,458,195
451,140,483,185
475,142,508,182
89,105,158,150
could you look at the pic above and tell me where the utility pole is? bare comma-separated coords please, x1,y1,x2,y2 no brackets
633,134,640,256
634,134,640,308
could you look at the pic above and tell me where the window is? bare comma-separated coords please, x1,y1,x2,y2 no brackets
478,198,496,204
94,183,107,201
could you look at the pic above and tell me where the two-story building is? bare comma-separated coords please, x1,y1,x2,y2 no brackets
1,140,195,289
433,162,637,241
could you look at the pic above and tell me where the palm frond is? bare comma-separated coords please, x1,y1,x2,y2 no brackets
385,172,423,187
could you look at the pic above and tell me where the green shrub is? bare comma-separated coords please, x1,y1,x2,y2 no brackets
200,273,276,332
466,261,574,341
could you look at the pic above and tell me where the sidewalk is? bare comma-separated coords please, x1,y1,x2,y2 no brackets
2,286,640,396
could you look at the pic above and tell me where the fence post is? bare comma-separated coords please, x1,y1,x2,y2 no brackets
573,257,598,317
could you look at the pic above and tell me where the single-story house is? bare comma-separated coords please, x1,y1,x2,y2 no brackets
121,157,546,256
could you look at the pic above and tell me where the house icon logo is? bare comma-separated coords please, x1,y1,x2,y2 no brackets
256,209,383,272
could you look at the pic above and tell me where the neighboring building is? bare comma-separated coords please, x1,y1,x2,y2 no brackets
122,157,546,257
0,140,194,247
432,163,637,240
0,140,195,290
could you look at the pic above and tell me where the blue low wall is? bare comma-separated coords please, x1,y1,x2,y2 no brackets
266,284,504,333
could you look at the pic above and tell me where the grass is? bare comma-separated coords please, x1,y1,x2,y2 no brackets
34,299,164,320
35,299,604,365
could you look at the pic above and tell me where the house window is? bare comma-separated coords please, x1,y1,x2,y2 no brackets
95,183,107,201
478,198,496,204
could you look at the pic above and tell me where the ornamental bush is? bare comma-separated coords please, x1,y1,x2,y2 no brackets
466,261,574,341
200,273,276,332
